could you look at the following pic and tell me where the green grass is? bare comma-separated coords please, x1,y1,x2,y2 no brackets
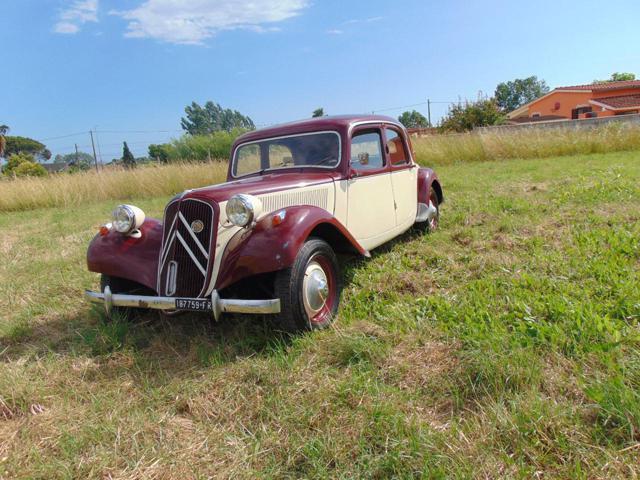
1,151,640,478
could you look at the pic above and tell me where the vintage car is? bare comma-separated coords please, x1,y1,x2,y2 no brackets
85,115,443,331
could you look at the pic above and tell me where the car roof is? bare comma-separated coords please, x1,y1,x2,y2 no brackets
234,114,405,145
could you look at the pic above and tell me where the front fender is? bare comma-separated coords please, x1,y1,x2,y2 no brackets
417,167,444,205
215,206,366,290
87,218,163,292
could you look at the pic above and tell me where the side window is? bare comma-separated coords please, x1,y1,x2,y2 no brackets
385,129,408,166
350,131,384,171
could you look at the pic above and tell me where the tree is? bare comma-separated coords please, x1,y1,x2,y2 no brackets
3,136,48,160
122,142,136,168
54,151,94,171
180,101,255,135
439,98,505,132
148,144,170,163
1,152,47,177
0,124,8,158
494,76,550,112
398,110,430,129
312,108,324,118
593,72,636,83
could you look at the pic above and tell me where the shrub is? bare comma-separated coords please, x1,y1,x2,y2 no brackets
12,160,47,177
2,152,48,178
148,129,245,163
439,98,505,132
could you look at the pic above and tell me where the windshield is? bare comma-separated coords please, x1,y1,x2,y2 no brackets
232,131,341,177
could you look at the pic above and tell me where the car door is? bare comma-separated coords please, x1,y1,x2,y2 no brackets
346,127,396,250
384,126,418,230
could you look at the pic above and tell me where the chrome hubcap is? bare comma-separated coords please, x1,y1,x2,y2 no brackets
303,260,329,318
427,200,438,230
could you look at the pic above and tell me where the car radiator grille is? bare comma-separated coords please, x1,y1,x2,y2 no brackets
158,198,217,298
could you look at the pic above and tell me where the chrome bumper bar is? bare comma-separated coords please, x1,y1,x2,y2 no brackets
85,286,281,321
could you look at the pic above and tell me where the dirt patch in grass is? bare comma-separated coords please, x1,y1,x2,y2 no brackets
384,339,457,391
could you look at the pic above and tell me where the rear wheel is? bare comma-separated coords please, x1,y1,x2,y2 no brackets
274,238,341,332
415,189,440,233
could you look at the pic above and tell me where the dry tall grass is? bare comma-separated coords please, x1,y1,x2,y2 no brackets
2,122,640,213
413,122,640,165
0,161,228,212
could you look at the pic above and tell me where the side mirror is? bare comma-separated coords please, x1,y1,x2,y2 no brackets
358,152,370,165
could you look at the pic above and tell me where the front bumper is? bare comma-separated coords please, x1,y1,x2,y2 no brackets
85,287,281,321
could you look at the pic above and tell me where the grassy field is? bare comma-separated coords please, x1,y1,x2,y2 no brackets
413,122,640,166
2,123,640,213
1,150,639,478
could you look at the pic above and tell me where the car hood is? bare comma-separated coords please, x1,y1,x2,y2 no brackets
182,171,338,204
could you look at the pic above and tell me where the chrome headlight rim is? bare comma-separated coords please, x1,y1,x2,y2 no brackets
112,204,143,234
226,194,259,228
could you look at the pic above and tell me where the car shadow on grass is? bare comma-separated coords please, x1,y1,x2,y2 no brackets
0,304,295,383
1,227,432,382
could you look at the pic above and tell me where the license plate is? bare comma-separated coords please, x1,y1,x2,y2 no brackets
174,298,212,312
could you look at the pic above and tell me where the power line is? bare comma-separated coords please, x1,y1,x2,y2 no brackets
371,100,459,114
40,131,87,141
95,129,183,134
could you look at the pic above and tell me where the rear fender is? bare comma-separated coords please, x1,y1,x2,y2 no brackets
417,167,444,205
87,218,162,292
216,206,367,290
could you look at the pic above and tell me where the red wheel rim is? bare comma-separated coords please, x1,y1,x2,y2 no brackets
302,254,337,325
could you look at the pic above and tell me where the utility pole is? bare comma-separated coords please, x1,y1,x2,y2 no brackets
427,99,432,127
74,143,79,167
89,130,99,173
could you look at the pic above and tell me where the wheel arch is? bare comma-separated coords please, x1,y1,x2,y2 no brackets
307,222,364,256
417,167,444,205
87,218,163,292
431,179,444,204
215,205,368,291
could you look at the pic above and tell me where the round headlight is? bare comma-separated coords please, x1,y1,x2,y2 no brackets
226,194,262,227
112,204,145,234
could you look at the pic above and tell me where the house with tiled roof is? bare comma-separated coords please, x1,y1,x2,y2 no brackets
507,80,640,123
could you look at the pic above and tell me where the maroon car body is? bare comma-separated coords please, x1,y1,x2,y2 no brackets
86,115,443,331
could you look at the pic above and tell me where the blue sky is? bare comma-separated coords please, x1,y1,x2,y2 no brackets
2,0,640,160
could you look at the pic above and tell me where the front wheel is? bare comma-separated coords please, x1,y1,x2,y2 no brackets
274,238,342,332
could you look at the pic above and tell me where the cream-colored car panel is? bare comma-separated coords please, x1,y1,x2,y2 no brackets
334,180,349,226
345,172,396,250
391,167,418,226
205,183,336,295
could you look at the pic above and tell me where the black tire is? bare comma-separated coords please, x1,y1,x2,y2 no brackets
274,238,342,332
414,189,440,234
100,274,140,321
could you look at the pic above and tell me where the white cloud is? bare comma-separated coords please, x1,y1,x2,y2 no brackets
53,0,99,34
325,16,382,36
344,16,383,25
111,0,309,45
54,22,80,34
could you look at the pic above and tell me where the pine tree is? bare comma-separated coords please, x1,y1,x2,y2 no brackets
122,141,136,168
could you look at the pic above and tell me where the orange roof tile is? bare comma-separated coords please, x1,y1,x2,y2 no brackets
591,94,640,109
556,80,640,91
